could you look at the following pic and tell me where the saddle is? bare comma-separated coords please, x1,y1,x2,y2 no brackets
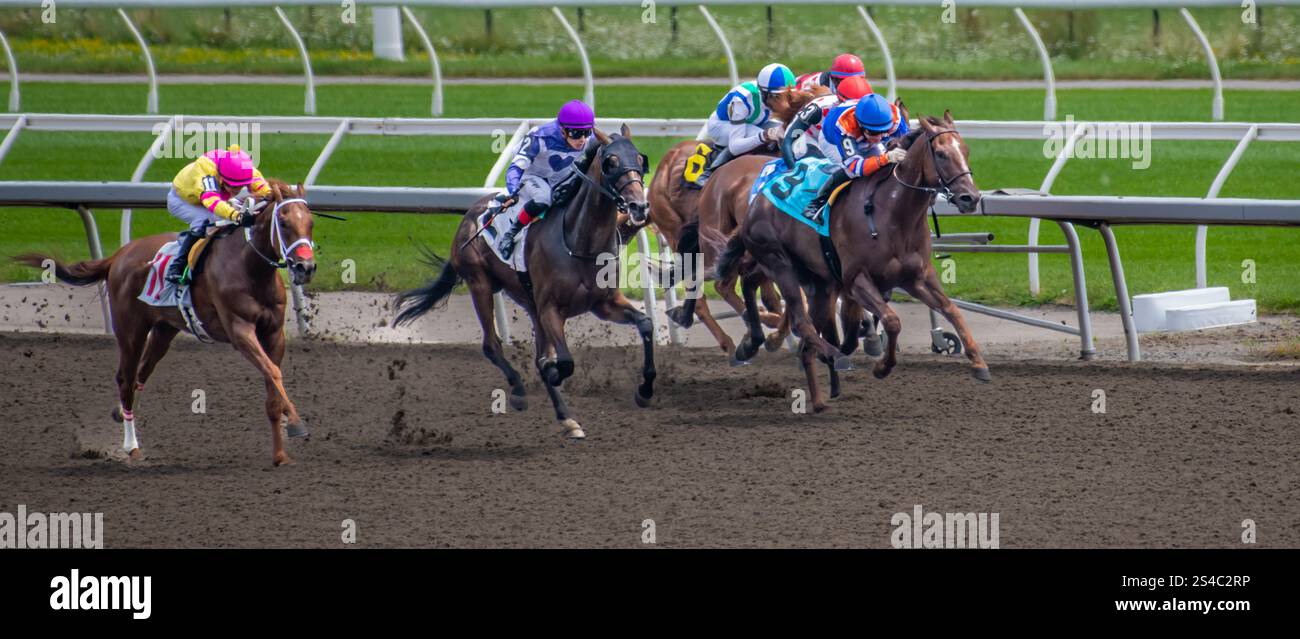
186,224,236,280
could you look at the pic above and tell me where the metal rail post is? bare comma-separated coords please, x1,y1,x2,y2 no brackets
1180,8,1224,121
0,114,26,165
699,5,739,88
1097,222,1139,361
1196,124,1256,287
401,6,444,117
116,9,158,115
0,29,19,112
275,6,317,115
1029,122,1085,295
76,205,112,334
1013,8,1056,121
856,6,896,102
552,7,596,109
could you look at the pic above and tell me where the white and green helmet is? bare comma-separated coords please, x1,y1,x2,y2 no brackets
756,63,796,94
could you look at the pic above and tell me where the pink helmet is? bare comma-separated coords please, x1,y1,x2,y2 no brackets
209,145,255,188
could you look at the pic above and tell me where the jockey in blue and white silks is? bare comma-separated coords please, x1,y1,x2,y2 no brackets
779,75,871,165
497,100,598,258
695,63,797,187
802,93,910,221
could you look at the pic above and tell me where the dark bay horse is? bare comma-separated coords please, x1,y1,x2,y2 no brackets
393,126,653,440
15,181,318,465
717,112,989,413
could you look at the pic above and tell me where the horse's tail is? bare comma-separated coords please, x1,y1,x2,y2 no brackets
713,233,748,282
12,253,113,286
392,246,461,327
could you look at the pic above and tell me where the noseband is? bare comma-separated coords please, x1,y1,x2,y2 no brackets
245,198,315,269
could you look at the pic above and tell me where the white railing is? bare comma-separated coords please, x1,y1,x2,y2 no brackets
2,112,1300,361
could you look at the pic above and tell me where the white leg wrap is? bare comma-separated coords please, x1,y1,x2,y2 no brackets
121,407,139,451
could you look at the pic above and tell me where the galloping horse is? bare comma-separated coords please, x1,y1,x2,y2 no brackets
717,112,989,413
643,87,826,352
15,180,318,465
393,126,653,440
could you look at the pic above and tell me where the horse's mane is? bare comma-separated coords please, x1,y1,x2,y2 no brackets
262,178,300,202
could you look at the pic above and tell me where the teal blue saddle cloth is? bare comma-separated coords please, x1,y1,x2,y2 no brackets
753,157,838,237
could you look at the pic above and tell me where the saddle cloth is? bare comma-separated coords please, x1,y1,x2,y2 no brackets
757,157,841,237
139,240,194,307
478,199,531,272
681,142,716,186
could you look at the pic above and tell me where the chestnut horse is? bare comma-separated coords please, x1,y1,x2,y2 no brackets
642,87,826,352
717,112,989,413
393,126,652,440
15,180,317,465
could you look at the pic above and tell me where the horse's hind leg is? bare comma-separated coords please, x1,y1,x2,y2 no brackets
134,324,180,391
111,320,150,459
732,272,766,364
758,251,851,371
691,293,737,356
468,277,527,410
904,269,991,382
592,293,657,408
812,288,842,401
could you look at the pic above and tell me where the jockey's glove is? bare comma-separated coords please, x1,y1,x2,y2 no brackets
761,127,785,145
886,148,908,164
237,211,256,227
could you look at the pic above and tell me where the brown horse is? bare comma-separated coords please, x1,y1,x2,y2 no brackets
716,112,988,413
642,87,826,351
393,126,652,440
15,180,317,465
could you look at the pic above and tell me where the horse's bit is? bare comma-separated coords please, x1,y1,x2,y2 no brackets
245,198,315,269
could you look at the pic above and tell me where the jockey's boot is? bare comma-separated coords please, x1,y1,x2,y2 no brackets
694,147,734,189
802,167,849,223
498,220,524,259
165,229,202,285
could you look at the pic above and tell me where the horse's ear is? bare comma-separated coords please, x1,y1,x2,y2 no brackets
297,182,305,196
593,128,612,146
917,115,935,133
621,122,632,139
943,109,954,125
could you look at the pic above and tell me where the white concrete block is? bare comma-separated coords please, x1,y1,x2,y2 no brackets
1165,299,1257,332
1132,287,1230,333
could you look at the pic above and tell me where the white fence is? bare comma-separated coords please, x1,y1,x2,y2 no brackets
2,112,1300,361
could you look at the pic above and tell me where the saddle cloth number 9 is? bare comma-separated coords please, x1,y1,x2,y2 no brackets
683,143,715,184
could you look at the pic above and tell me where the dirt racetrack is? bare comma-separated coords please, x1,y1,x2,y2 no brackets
2,330,1297,548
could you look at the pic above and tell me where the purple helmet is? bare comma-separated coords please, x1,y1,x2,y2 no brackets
557,100,595,129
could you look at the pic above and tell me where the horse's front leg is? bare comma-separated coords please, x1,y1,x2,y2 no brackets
533,307,583,439
846,272,900,379
592,292,656,408
227,318,296,466
904,268,992,382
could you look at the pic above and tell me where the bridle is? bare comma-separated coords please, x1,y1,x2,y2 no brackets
245,197,315,269
891,129,973,201
889,128,973,238
563,146,646,260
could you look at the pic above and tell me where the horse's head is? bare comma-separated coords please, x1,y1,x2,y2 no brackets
767,86,825,125
592,124,650,225
913,111,981,214
254,181,317,285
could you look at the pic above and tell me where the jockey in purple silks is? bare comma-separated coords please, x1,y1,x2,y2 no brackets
496,100,598,258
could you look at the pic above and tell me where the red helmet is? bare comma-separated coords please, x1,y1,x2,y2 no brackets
835,76,871,101
829,53,865,78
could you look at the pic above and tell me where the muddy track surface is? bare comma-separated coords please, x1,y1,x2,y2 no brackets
2,332,1297,548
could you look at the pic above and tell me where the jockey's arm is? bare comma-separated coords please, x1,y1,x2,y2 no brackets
835,138,890,180
189,173,241,222
505,132,541,195
248,170,272,198
781,101,823,166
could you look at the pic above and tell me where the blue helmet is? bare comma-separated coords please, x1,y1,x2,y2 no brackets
854,93,899,134
756,63,796,94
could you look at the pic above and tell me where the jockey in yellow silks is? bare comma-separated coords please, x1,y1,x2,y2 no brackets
165,145,271,283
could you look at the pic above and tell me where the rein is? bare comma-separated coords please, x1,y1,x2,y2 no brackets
889,129,973,238
562,155,645,260
244,197,315,269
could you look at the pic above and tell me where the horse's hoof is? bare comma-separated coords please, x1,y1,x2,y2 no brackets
833,355,855,372
127,448,142,461
509,393,528,411
764,335,785,352
634,388,652,408
286,422,310,438
666,305,695,328
111,406,123,423
873,365,892,380
728,356,750,368
972,367,992,383
862,334,883,358
812,402,829,414
561,419,586,440
272,454,294,467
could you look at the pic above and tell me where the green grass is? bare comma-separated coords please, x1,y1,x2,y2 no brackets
4,6,1300,79
2,81,1299,314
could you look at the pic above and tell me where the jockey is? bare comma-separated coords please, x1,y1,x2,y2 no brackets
497,99,598,259
779,76,871,164
166,144,270,284
695,62,797,188
795,53,871,96
802,93,910,222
